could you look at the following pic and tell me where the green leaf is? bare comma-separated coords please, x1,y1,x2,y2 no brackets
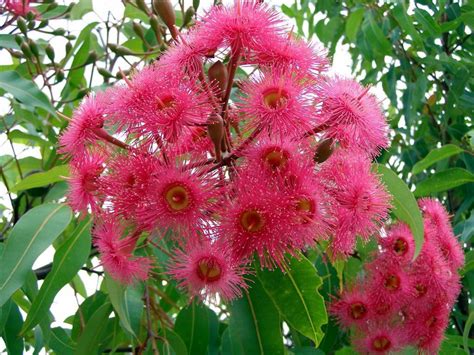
464,311,474,354
414,168,474,197
376,165,424,259
229,276,285,355
8,130,52,147
0,71,55,115
174,300,210,355
105,276,143,338
22,218,92,332
345,8,364,42
256,255,327,346
47,327,75,355
11,165,69,192
70,0,93,20
124,3,149,22
412,144,464,174
392,4,423,44
157,329,188,355
0,203,72,307
2,300,24,355
366,11,392,55
74,303,112,355
414,8,441,36
0,34,20,50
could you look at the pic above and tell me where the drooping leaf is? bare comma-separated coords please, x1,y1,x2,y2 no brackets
74,303,113,355
0,71,55,115
256,255,327,346
157,329,188,355
412,144,464,174
174,300,210,355
22,218,92,332
345,8,364,42
0,203,72,307
2,300,24,355
228,276,285,355
70,0,93,20
414,168,474,197
11,165,69,192
105,276,143,338
376,164,424,258
47,327,76,355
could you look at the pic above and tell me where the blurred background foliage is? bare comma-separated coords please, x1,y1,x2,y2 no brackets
0,0,472,354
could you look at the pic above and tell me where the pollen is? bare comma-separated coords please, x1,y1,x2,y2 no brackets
164,183,191,211
262,146,289,170
383,274,401,292
296,197,315,224
240,209,265,233
349,302,367,320
372,336,391,352
393,238,409,256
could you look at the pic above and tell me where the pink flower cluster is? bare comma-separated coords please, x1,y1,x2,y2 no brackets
330,198,464,354
0,0,34,16
60,0,391,300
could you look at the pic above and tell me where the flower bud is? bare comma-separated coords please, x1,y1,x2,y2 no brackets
314,139,333,163
53,28,66,36
38,20,49,29
149,14,164,45
136,0,151,14
153,0,177,39
20,42,33,60
108,43,135,56
27,20,36,30
46,2,58,11
55,69,65,82
207,113,224,161
17,17,28,34
46,44,55,62
183,6,195,27
14,35,23,46
27,39,40,58
208,61,228,100
132,22,146,41
65,42,73,55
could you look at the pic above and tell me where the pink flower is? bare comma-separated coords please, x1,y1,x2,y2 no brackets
168,238,248,301
135,158,219,235
94,219,152,284
330,289,371,329
318,77,389,156
354,326,404,354
67,153,105,213
379,223,415,262
59,94,108,156
2,0,35,16
321,150,390,257
110,66,211,141
198,0,283,54
239,69,316,138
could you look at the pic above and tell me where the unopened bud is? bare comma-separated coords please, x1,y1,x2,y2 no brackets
208,61,228,100
108,43,135,56
38,20,49,28
27,39,40,57
153,0,177,39
27,20,36,30
46,44,55,62
314,139,333,163
132,22,146,41
76,88,89,100
207,113,224,161
17,17,27,34
55,69,65,82
14,35,23,46
98,68,114,78
183,6,195,27
46,2,58,11
84,51,98,65
136,0,151,14
149,14,164,45
65,42,73,54
53,28,66,36
20,42,33,60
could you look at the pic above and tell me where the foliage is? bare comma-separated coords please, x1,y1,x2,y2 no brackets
0,0,471,354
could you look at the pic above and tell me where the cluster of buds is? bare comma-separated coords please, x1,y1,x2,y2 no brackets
330,198,464,353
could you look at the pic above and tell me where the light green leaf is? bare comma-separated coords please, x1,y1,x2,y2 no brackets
392,4,423,44
105,276,143,338
345,8,364,42
376,165,424,259
174,300,210,355
0,71,55,115
11,165,69,192
70,0,93,20
229,276,285,355
0,203,72,307
414,8,441,36
74,303,112,355
464,311,474,355
22,218,92,332
412,144,464,174
366,11,392,55
256,255,327,346
414,168,474,197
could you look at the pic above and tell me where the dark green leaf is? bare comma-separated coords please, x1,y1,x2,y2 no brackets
412,144,464,174
345,8,364,42
415,168,474,196
257,255,327,346
74,303,112,355
0,203,72,307
414,8,441,36
174,300,210,355
2,300,24,355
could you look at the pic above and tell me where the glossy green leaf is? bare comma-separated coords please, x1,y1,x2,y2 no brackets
366,11,392,55
157,329,188,355
345,8,364,42
391,4,423,44
22,218,92,332
412,144,464,174
11,165,69,192
174,300,210,355
257,255,327,346
2,300,24,355
48,327,75,355
105,276,143,338
376,164,424,258
414,168,474,197
0,203,72,307
229,276,285,355
74,303,112,355
414,8,441,36
0,71,55,115
464,311,474,354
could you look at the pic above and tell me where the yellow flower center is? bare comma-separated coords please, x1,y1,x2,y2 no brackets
240,209,265,233
164,184,190,211
197,258,222,282
263,88,288,109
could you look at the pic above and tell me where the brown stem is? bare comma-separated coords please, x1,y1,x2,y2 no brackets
93,128,130,150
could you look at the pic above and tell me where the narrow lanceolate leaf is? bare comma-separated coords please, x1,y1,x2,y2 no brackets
174,300,210,355
257,256,327,346
11,165,69,192
105,276,143,338
0,71,55,115
464,311,474,354
229,276,285,355
47,327,76,355
376,164,424,258
0,203,72,307
74,303,112,355
414,168,474,197
2,300,24,355
345,8,364,42
412,144,464,175
376,164,424,259
22,218,92,332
